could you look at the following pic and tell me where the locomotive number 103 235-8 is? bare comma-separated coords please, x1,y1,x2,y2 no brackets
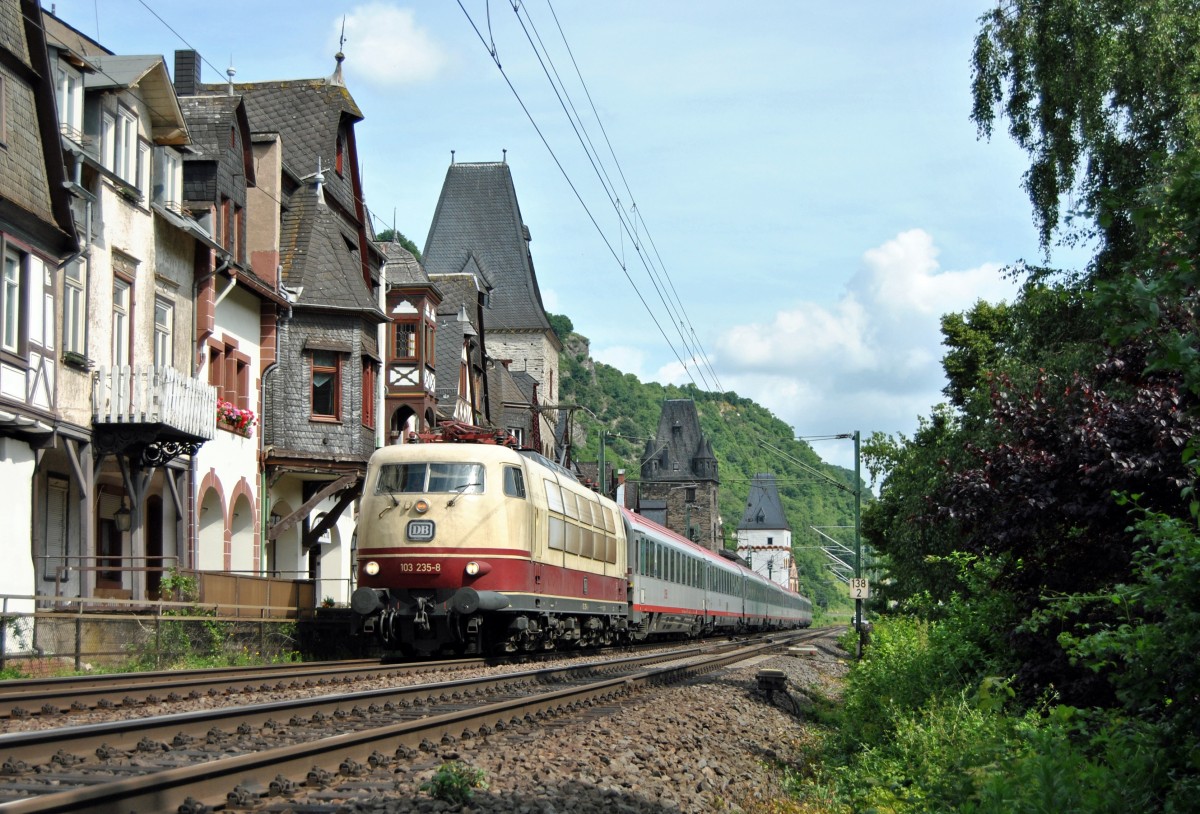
399,561,441,573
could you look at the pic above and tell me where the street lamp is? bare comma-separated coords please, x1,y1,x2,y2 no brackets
114,498,132,533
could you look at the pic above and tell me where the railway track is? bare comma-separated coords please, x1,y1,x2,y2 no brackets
0,630,825,813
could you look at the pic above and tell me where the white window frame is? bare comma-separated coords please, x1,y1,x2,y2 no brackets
137,139,151,202
112,277,130,368
2,246,21,353
156,147,182,210
63,260,85,356
55,65,83,139
115,107,137,183
101,111,116,171
153,296,173,369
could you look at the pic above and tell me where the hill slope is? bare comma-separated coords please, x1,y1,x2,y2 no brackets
557,330,859,617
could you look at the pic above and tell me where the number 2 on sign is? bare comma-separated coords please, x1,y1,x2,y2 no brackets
850,578,869,599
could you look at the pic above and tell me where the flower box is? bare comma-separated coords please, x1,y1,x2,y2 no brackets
217,401,256,437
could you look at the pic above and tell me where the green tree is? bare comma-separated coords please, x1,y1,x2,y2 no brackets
972,0,1200,263
376,228,422,261
546,312,573,342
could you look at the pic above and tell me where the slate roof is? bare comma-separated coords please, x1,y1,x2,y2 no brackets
423,162,552,334
737,473,791,531
382,241,434,288
278,183,382,316
215,78,361,198
177,95,249,168
641,399,719,483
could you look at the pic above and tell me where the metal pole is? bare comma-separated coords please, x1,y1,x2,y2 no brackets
854,430,863,657
598,431,606,498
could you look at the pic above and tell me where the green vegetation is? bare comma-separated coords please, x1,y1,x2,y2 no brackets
763,2,1200,810
421,761,489,804
375,228,422,261
123,569,299,671
554,323,860,620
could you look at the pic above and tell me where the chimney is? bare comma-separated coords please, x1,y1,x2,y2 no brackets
174,50,201,97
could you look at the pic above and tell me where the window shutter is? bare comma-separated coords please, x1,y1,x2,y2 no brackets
44,478,69,581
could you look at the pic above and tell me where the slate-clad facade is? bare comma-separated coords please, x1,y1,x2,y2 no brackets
209,56,386,602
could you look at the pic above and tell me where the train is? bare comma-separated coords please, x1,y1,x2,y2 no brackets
350,424,812,657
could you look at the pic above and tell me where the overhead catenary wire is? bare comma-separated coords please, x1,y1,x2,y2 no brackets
457,0,722,391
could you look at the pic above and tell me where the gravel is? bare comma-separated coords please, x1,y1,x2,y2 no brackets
327,638,848,814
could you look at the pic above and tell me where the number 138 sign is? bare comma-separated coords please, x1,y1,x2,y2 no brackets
850,578,870,599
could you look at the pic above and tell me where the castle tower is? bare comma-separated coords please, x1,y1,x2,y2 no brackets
736,473,795,591
637,400,722,551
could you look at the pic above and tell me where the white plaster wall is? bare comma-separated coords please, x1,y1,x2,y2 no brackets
194,285,262,574
0,438,37,628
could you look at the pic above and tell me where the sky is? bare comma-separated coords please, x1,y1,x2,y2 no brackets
49,0,1085,474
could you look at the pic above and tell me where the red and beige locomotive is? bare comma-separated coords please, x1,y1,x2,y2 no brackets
350,423,812,657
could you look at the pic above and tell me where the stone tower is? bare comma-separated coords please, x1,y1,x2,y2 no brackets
637,400,721,551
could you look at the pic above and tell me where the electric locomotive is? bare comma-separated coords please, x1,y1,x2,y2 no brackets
351,423,813,657
351,424,630,656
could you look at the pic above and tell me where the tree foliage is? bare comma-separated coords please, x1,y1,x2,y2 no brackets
375,228,422,261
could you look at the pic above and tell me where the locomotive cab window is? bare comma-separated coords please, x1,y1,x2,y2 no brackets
376,462,485,494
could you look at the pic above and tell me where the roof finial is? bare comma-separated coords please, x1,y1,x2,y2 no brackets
450,149,456,165
331,17,346,86
226,61,236,96
502,148,507,164
314,156,325,205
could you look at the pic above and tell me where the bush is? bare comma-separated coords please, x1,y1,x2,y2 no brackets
421,761,488,805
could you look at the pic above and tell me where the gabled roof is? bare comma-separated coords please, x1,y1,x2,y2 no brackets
423,161,552,334
84,55,189,144
279,183,383,318
737,473,791,531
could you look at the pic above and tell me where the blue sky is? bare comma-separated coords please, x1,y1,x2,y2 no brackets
52,1,1082,473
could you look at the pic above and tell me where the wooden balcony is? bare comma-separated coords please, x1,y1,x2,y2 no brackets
92,365,217,464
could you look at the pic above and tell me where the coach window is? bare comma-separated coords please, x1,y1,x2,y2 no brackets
503,466,526,498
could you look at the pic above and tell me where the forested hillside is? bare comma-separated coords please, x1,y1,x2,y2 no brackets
551,319,858,618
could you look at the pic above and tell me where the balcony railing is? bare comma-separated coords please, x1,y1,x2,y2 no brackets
93,364,217,440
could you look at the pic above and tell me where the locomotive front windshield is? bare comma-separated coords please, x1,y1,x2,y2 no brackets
375,462,485,494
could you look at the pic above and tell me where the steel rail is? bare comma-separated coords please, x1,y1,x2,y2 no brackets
0,633,813,813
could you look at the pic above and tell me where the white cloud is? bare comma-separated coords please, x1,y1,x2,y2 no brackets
336,4,447,87
592,345,648,381
713,229,1018,464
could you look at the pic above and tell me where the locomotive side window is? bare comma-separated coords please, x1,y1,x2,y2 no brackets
549,516,566,550
503,466,526,498
544,480,564,513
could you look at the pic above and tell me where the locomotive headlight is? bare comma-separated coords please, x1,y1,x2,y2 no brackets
363,560,380,576
464,561,491,577
414,499,430,514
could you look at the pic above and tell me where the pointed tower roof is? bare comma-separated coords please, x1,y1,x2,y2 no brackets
640,399,718,484
423,161,553,335
737,473,790,531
